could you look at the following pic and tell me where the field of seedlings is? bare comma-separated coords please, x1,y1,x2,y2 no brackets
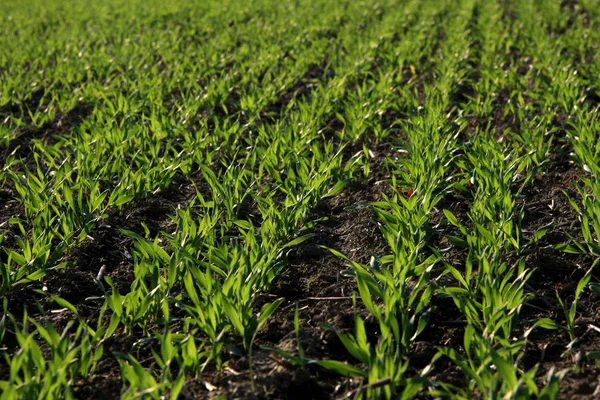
1,0,600,398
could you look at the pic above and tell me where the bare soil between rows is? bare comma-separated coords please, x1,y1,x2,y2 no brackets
2,19,600,395
2,121,600,399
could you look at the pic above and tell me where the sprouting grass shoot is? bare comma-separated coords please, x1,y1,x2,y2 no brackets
1,0,600,398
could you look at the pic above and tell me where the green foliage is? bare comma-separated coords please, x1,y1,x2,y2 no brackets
1,0,599,397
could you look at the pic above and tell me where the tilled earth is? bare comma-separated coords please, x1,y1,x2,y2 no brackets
2,117,600,399
2,0,600,398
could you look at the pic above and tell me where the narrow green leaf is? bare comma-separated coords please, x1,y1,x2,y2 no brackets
316,360,366,377
283,234,314,249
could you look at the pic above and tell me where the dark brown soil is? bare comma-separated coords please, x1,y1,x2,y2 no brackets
0,97,92,165
2,116,599,399
2,5,600,397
